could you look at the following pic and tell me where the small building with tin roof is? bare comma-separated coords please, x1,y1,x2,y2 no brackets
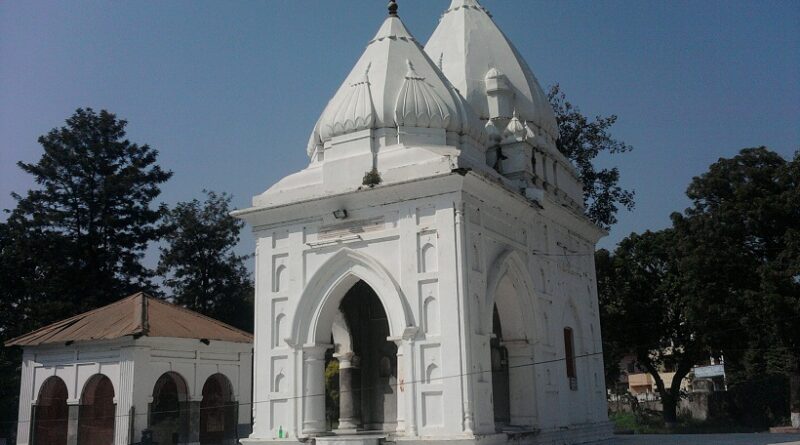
5,292,253,445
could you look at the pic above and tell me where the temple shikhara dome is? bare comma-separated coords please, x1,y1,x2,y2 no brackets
425,0,559,141
235,1,611,444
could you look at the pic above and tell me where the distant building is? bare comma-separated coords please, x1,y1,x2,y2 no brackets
613,354,725,400
6,292,253,445
233,1,611,444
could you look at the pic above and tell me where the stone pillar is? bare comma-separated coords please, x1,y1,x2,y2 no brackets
504,340,536,428
334,352,360,432
66,401,80,445
186,399,201,445
302,345,329,435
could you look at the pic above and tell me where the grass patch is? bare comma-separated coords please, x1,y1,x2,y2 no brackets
610,410,765,434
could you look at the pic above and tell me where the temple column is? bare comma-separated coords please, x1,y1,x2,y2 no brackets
302,345,330,435
334,352,360,432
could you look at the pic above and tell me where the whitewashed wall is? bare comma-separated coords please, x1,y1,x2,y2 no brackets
243,172,611,445
15,336,252,445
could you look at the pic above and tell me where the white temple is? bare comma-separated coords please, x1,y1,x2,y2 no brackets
235,1,612,444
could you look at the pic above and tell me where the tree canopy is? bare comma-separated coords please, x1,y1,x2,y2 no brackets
599,147,800,427
158,191,254,332
0,108,172,438
548,84,635,229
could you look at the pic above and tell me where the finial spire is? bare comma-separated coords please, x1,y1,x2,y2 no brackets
388,0,398,16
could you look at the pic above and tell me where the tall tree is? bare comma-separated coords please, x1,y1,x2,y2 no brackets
158,191,253,332
7,108,172,309
595,248,626,392
600,229,711,427
599,147,800,428
0,108,172,438
548,84,635,229
672,147,800,427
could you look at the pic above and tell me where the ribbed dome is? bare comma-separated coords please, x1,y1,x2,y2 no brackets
319,69,374,141
484,119,501,144
394,60,451,129
502,110,526,144
307,12,481,157
424,0,559,140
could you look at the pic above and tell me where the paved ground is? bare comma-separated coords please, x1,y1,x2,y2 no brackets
613,433,800,445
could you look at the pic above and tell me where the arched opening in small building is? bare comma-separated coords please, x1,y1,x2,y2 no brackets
200,373,237,445
32,376,68,445
151,371,189,445
325,280,398,433
78,374,115,445
491,304,511,428
490,271,538,430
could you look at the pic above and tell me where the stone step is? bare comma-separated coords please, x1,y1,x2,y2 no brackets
315,434,387,445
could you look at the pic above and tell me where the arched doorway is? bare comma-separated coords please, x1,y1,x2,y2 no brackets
151,372,189,445
491,305,511,427
200,373,236,444
294,250,413,436
33,376,68,445
327,280,398,432
78,374,115,445
488,262,538,429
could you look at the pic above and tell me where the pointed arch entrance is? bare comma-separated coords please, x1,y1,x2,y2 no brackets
78,374,115,445
336,280,398,431
486,251,538,429
292,249,413,435
32,376,68,445
151,371,189,445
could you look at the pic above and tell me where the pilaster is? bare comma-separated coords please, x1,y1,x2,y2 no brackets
301,345,331,435
66,400,80,445
15,351,34,445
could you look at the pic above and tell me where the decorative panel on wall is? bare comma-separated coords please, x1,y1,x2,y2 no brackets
419,280,440,336
418,230,438,273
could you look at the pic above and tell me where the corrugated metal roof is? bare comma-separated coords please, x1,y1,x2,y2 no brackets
4,292,252,346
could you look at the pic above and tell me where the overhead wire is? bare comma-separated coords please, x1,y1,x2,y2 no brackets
3,311,800,429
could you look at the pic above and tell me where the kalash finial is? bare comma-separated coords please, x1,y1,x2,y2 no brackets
388,0,398,16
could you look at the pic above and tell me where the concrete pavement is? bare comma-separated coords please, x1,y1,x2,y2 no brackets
613,433,800,445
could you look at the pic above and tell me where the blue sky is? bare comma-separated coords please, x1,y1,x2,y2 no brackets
1,0,798,264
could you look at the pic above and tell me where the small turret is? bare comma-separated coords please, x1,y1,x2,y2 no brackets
502,109,526,144
485,67,513,123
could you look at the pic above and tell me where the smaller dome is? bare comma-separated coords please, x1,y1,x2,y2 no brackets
394,60,452,129
319,67,375,141
309,13,484,158
524,121,536,141
502,110,526,143
484,119,501,144
485,67,503,80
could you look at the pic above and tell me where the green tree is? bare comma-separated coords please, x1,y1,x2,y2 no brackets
672,147,800,427
548,84,634,229
600,229,711,427
595,248,626,392
7,108,172,309
599,147,800,428
0,108,171,438
158,191,253,332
